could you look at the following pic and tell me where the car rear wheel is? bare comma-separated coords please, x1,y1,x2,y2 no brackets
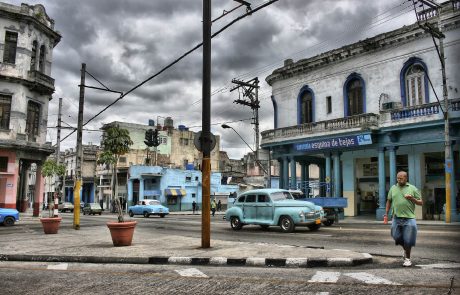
129,211,134,217
83,211,86,215
160,214,165,218
143,212,150,218
323,219,334,226
3,216,15,226
308,224,321,231
230,216,243,230
99,212,102,215
279,216,295,233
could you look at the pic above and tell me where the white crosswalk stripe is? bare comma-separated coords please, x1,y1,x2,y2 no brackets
47,263,68,270
308,271,341,283
416,263,460,269
344,272,401,285
175,268,209,278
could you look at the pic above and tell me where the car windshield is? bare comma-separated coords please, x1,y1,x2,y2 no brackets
270,191,294,201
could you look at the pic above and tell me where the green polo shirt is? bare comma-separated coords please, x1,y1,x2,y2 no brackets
387,183,421,219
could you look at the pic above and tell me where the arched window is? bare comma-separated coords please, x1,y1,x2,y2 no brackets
297,86,315,124
400,57,429,107
271,95,278,129
344,73,366,116
30,41,38,71
39,45,46,73
405,64,425,106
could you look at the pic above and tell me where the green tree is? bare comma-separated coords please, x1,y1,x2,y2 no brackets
41,159,66,217
99,125,133,222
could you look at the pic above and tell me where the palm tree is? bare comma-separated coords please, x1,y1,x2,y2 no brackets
41,159,66,218
99,125,133,222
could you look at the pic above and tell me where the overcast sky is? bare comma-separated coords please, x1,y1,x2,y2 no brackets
6,0,419,158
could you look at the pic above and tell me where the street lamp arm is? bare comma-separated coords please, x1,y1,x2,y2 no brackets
221,124,268,175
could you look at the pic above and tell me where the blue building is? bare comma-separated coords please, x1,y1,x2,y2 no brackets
127,165,238,211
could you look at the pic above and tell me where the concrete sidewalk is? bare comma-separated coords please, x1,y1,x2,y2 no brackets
0,212,373,268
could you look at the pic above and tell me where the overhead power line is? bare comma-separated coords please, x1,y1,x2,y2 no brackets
58,0,280,145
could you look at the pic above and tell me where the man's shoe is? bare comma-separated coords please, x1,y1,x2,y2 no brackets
403,258,412,267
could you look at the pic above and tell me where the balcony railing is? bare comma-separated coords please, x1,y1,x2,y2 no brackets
27,70,55,92
261,113,379,142
390,101,440,121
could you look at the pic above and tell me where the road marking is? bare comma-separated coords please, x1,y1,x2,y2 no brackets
47,263,68,270
308,271,340,283
416,263,460,269
175,268,208,278
344,272,400,285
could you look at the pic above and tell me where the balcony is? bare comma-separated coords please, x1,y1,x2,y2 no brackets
27,70,55,94
261,113,379,145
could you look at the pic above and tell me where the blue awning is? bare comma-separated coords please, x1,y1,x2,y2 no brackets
165,189,186,197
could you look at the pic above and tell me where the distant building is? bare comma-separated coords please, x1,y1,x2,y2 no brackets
128,165,238,211
0,3,60,215
262,1,460,220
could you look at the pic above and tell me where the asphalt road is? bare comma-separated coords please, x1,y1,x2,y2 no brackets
1,213,458,294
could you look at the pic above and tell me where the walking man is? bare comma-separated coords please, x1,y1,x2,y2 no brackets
385,171,423,267
192,200,196,214
211,199,217,216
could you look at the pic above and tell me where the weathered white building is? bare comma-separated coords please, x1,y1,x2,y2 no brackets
262,1,460,220
0,3,60,215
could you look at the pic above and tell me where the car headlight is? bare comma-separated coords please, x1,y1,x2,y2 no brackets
299,211,305,217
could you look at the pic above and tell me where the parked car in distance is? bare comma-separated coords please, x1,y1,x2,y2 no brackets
82,203,102,215
0,208,19,226
224,189,322,233
128,199,169,218
58,202,74,213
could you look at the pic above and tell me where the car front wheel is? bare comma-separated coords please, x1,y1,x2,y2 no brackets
3,216,15,226
143,212,150,218
323,219,334,226
279,216,295,233
128,211,134,217
160,214,165,218
230,216,243,230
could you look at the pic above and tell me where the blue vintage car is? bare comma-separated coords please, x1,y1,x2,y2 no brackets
0,208,19,226
128,199,169,218
225,189,322,233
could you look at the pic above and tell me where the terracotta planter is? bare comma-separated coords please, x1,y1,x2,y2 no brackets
40,217,62,234
107,221,137,247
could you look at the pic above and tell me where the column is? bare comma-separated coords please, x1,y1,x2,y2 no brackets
33,164,44,217
290,156,296,190
333,152,341,197
139,176,145,200
376,147,386,220
305,163,310,195
388,146,397,187
283,157,289,190
325,153,332,197
300,162,306,191
127,179,134,207
278,159,283,189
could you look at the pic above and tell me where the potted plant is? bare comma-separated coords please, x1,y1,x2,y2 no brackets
40,159,66,234
99,125,135,246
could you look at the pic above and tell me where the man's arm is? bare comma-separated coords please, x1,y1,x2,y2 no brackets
385,199,391,216
406,186,423,206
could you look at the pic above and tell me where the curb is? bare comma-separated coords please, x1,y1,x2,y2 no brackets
0,253,372,268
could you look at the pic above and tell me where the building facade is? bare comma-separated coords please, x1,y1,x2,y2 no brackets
127,165,238,211
262,1,460,221
0,3,60,215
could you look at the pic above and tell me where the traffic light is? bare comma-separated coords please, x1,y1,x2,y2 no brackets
152,129,160,147
144,129,154,147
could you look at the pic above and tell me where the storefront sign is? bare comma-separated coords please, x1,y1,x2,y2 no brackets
294,134,372,152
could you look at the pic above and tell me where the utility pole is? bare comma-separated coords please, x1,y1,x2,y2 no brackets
54,97,62,217
412,0,455,223
230,77,264,175
74,63,86,230
201,0,211,248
